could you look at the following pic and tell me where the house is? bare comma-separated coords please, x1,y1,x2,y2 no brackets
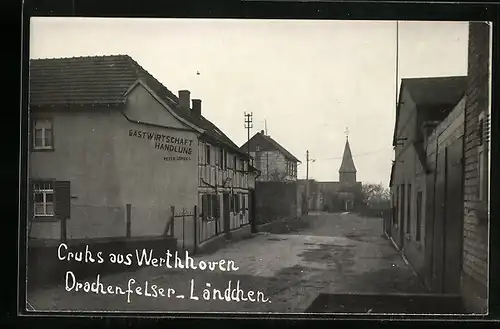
29,55,258,252
388,21,491,313
240,130,300,181
388,75,467,256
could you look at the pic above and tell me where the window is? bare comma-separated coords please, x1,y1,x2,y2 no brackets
416,191,423,242
205,145,211,165
233,155,237,170
33,181,54,217
202,194,219,220
240,160,245,172
230,194,240,213
218,149,225,170
241,194,246,211
33,118,53,149
406,184,412,237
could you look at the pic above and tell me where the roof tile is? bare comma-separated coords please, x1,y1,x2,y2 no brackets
29,55,244,156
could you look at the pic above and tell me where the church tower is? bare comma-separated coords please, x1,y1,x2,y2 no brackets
339,127,357,186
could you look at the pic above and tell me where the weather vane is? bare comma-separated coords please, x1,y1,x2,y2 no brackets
344,126,349,140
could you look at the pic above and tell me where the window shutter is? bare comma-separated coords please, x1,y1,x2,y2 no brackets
215,195,221,218
29,118,34,151
54,181,71,220
28,179,35,221
202,195,208,219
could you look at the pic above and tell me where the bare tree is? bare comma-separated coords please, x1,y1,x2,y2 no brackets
267,168,288,182
360,183,390,208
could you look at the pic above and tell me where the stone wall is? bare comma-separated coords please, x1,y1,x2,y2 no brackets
255,181,298,225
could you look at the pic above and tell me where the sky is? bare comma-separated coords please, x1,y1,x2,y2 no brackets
29,18,469,186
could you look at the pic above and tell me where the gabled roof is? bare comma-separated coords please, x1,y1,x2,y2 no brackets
392,76,467,146
29,55,246,158
339,138,356,173
240,132,301,163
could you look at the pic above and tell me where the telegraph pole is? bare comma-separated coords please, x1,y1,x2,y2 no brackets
304,150,316,215
306,150,309,214
244,112,253,162
244,112,254,233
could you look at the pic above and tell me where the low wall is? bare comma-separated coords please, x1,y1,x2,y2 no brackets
195,224,252,256
27,236,177,291
257,216,310,234
255,181,298,225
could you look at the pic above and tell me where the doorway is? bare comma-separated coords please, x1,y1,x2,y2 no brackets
443,137,464,293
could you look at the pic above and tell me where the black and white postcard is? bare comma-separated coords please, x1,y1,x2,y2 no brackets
24,17,492,316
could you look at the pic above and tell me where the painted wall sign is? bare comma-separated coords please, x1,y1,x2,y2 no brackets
128,129,194,161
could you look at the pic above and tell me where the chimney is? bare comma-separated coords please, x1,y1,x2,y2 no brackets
260,130,265,134
192,99,202,116
178,90,191,111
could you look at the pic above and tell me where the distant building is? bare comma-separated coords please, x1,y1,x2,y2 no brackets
240,130,301,181
300,136,362,212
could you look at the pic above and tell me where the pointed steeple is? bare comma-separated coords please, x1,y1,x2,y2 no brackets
339,128,357,174
339,139,357,173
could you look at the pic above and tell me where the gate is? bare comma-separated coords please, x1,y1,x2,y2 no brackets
166,206,196,251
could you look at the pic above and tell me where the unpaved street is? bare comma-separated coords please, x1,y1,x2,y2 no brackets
27,212,422,313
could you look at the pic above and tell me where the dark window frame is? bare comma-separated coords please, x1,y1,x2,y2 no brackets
32,117,55,151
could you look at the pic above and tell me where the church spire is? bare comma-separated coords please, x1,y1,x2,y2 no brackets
339,128,357,174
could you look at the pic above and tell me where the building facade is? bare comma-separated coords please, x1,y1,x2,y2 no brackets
29,55,256,252
388,76,467,253
388,76,467,288
387,22,492,313
240,130,300,182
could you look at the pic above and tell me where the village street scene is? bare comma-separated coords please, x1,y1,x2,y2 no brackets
25,19,490,315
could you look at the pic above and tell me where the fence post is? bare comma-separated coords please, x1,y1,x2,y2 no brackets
170,206,175,237
126,204,131,238
182,209,185,250
193,205,198,254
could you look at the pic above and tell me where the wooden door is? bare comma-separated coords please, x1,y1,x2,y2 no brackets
432,149,447,292
443,137,464,293
399,184,405,249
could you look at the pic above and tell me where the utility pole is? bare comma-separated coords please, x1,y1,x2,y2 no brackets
305,150,315,214
244,112,253,166
306,150,309,214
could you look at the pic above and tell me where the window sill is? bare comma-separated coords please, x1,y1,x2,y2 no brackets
34,216,58,222
32,147,55,152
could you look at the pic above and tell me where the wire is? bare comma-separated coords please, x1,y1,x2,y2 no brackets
317,149,388,161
